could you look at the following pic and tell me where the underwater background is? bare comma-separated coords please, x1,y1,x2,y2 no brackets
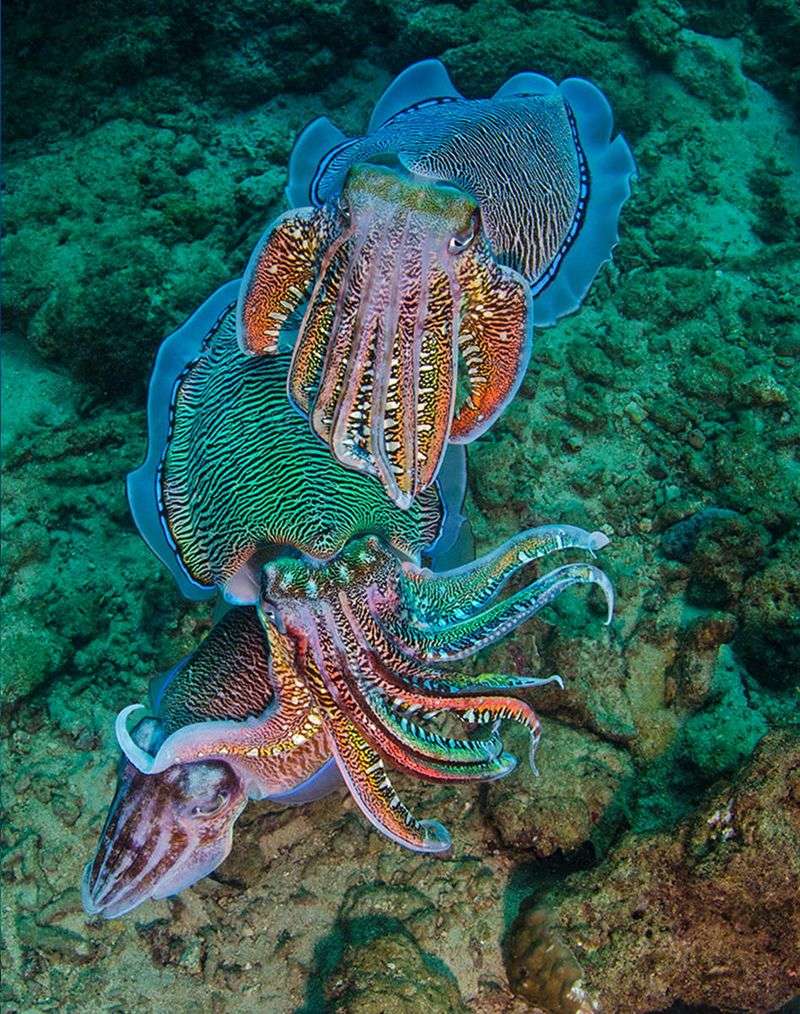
2,1,799,1011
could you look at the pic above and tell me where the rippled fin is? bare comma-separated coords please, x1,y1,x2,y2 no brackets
426,443,468,568
532,77,636,326
126,281,240,601
287,116,349,208
493,71,556,97
269,757,341,804
368,58,463,132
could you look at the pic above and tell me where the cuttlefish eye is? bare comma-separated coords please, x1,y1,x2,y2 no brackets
448,208,480,255
190,790,229,818
177,762,238,819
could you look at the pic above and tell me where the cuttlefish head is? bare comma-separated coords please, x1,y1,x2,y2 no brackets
82,717,246,919
238,163,531,509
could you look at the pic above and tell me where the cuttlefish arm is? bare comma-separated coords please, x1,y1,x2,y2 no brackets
292,619,453,854
401,524,610,626
237,206,337,355
289,166,471,508
450,237,532,442
298,600,519,782
376,561,613,663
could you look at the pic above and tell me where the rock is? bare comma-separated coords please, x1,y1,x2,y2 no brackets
674,35,748,119
323,923,468,1013
483,721,633,857
734,535,800,690
505,907,600,1014
523,729,800,1012
0,608,69,706
627,0,685,65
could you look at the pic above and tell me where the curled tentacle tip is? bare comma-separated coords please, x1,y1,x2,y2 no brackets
114,703,154,773
585,564,615,624
420,819,453,854
599,573,616,625
588,530,611,554
529,735,542,777
546,674,565,691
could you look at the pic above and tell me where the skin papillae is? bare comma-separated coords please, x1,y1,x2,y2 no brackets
83,608,335,919
238,166,531,510
112,528,612,868
236,61,635,509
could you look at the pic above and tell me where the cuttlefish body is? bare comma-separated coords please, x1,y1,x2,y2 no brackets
238,59,635,506
83,608,339,918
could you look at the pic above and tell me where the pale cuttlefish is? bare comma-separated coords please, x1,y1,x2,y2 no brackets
237,59,635,507
83,607,340,919
86,283,614,913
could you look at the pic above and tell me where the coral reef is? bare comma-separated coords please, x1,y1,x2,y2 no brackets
2,0,799,1010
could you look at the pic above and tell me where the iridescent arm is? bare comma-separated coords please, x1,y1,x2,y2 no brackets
380,562,614,662
237,207,336,355
450,240,532,442
402,524,609,625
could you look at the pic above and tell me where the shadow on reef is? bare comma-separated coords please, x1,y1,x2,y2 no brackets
300,906,467,1013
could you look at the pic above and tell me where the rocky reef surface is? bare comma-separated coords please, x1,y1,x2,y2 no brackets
2,1,798,1011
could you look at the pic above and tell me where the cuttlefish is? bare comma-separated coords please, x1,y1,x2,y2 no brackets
107,525,611,898
237,59,635,506
83,607,340,918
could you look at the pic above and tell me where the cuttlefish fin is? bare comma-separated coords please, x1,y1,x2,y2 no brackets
237,207,335,356
426,443,468,569
450,243,532,442
493,72,556,98
368,59,462,132
127,280,240,602
530,77,636,326
287,116,350,208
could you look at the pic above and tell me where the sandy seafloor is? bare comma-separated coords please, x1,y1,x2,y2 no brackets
2,2,799,1011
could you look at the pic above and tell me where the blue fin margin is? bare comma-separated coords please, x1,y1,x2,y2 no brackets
532,78,636,326
127,280,242,602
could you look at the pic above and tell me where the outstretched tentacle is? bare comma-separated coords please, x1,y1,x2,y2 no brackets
293,619,452,854
237,207,337,356
337,585,563,699
302,603,517,781
400,524,610,627
376,562,614,662
450,239,533,442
